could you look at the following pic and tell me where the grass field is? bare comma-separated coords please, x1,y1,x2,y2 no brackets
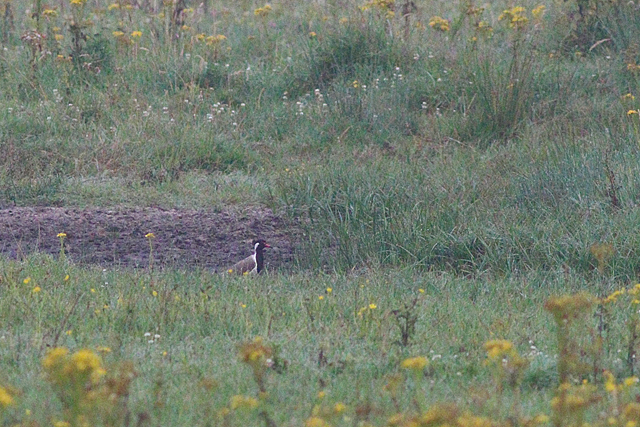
3,0,640,426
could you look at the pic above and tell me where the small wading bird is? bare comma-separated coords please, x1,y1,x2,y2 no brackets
228,239,271,275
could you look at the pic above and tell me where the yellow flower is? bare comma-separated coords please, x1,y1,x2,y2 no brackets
152,290,158,297
254,4,272,17
23,277,31,284
112,31,125,37
603,289,626,304
66,330,72,335
533,415,550,424
230,395,259,410
484,339,514,359
317,391,326,399
531,5,545,19
628,110,638,116
0,386,14,407
326,287,332,293
401,356,428,371
334,402,347,413
96,346,111,353
419,288,425,293
309,31,317,37
181,25,191,31
624,376,639,387
42,9,58,17
32,286,41,293
131,31,142,38
239,337,272,365
145,232,155,239
605,371,617,393
352,80,359,88
228,269,233,274
319,295,324,300
206,34,227,45
369,303,377,309
54,34,64,41
475,21,493,36
428,16,450,32
64,274,70,281
71,349,102,373
623,93,636,100
42,347,69,370
70,0,86,5
305,417,331,427
499,7,529,29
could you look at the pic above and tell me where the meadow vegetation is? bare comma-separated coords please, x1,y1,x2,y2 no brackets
2,0,640,425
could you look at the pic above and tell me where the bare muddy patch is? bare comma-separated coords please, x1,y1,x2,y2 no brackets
0,207,295,271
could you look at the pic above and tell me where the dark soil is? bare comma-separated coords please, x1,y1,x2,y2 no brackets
0,207,295,271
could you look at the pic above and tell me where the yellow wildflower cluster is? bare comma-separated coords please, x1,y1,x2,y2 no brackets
628,63,640,73
590,242,614,272
475,21,493,36
361,0,395,18
498,6,529,29
603,370,639,395
43,347,105,385
238,336,272,369
42,9,58,17
551,382,599,414
70,0,87,5
531,5,545,19
543,292,596,321
484,339,514,360
429,16,450,32
306,396,348,427
254,4,272,17
602,284,640,305
357,303,378,316
206,34,227,45
466,5,485,16
400,356,428,372
0,385,14,408
230,394,259,410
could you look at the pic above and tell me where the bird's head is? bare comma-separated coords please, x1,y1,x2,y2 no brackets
252,239,271,251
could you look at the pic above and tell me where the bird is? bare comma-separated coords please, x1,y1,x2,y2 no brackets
228,239,271,275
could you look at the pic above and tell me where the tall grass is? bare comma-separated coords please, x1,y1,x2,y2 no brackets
2,0,640,274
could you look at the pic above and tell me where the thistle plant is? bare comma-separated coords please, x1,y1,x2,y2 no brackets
545,293,598,427
42,347,106,427
483,339,528,419
602,285,640,375
238,337,276,427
